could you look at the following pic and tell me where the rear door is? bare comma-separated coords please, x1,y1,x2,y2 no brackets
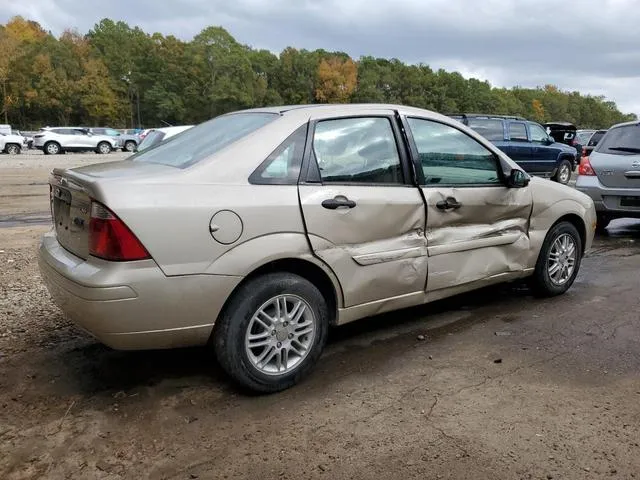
298,111,428,307
590,124,640,192
401,115,533,294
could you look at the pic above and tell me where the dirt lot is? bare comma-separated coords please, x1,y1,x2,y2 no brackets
1,152,639,479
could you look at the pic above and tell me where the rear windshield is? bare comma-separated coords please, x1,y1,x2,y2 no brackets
130,113,278,168
595,125,640,155
588,131,606,146
137,130,165,152
466,118,504,141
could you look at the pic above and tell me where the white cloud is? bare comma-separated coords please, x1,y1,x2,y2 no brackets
2,0,639,115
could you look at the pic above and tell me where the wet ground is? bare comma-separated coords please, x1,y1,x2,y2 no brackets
1,152,639,479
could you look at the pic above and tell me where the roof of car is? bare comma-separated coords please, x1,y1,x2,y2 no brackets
447,113,527,121
607,120,640,130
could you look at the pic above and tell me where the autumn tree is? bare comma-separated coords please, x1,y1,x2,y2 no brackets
532,99,545,122
0,16,636,129
315,57,357,103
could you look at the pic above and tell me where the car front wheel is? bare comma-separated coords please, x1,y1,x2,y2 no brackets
213,272,329,393
5,144,21,155
124,140,136,152
530,221,582,297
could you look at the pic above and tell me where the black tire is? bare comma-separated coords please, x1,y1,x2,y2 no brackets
44,141,61,155
530,221,582,297
5,144,21,155
96,141,112,154
596,213,610,232
553,159,572,185
213,272,329,393
124,140,136,152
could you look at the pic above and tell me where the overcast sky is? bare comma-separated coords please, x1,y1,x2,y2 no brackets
3,0,640,115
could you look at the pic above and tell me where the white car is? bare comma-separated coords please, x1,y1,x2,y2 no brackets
136,125,194,152
33,127,118,155
0,132,25,154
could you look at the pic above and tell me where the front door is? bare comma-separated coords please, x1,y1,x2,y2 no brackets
504,121,534,172
298,113,427,308
529,122,559,174
402,116,533,295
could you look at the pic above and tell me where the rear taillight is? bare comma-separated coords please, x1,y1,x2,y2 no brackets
578,156,596,176
89,201,150,261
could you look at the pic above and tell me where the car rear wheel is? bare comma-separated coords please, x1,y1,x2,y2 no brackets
97,142,112,154
553,159,572,185
213,272,329,393
124,140,136,152
5,144,21,155
530,221,582,297
44,142,61,155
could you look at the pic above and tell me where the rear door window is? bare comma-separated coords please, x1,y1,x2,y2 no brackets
311,117,404,184
466,118,505,141
595,125,640,155
508,122,528,142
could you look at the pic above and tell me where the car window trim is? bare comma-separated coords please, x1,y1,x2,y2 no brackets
400,115,507,188
508,121,529,142
299,114,413,187
248,123,309,185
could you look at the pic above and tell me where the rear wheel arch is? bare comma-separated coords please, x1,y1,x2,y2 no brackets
212,257,341,340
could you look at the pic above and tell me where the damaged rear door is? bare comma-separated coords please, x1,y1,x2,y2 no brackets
402,115,533,294
298,112,427,308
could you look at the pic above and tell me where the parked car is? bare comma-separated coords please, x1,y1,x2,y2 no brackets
13,130,34,149
135,125,193,152
84,127,140,152
33,127,118,155
453,114,579,185
39,104,596,393
576,121,640,230
574,129,596,156
582,129,608,157
0,131,25,154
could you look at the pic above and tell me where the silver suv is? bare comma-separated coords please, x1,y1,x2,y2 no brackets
33,127,118,155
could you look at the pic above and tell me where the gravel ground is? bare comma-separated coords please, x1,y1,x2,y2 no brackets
1,153,639,480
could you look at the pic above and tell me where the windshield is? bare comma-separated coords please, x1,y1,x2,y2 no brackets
130,113,278,168
595,125,640,155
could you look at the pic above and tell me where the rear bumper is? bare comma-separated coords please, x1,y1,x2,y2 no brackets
38,230,242,350
575,175,640,218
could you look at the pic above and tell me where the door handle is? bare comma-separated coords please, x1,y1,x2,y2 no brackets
321,196,357,210
436,197,462,210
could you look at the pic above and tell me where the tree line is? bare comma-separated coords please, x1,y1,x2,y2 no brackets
0,16,636,130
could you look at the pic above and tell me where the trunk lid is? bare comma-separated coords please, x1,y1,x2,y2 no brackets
590,151,640,189
50,161,178,259
50,172,92,259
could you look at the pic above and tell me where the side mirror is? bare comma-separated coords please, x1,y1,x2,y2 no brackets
545,136,555,145
507,169,530,188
